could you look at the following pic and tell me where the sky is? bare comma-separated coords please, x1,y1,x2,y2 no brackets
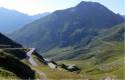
0,0,124,15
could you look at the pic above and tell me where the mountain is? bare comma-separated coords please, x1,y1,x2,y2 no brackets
31,12,50,20
10,1,124,55
0,7,49,33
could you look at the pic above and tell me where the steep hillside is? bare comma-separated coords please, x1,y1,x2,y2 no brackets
57,23,124,80
0,33,44,79
0,33,22,48
43,23,124,60
0,50,35,79
10,1,124,54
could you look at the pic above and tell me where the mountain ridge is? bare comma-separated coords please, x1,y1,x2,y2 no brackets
9,1,124,54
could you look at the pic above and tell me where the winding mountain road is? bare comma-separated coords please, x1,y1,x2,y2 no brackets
2,48,39,66
2,48,47,80
26,48,47,80
27,48,38,66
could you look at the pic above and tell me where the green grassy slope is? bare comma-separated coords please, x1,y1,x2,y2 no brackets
30,23,124,80
43,23,124,60
0,33,40,79
0,49,37,79
40,23,124,79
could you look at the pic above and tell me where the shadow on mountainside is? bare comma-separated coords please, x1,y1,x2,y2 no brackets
0,55,35,79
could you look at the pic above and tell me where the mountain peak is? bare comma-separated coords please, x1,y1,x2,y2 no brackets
78,1,88,5
77,1,102,7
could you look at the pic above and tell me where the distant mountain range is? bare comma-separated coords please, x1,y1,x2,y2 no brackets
31,12,50,20
0,7,50,33
9,1,124,56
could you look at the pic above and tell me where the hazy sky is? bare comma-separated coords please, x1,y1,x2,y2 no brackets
0,0,124,15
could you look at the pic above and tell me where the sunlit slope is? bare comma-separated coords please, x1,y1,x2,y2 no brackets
56,23,124,79
43,23,124,61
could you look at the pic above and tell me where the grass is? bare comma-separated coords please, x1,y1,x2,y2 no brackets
39,41,124,79
0,45,124,80
56,39,124,79
0,68,19,79
0,49,38,79
57,58,124,80
0,23,124,79
33,64,83,79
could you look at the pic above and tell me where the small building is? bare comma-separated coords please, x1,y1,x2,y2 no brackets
60,64,81,73
48,62,57,69
44,58,58,69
